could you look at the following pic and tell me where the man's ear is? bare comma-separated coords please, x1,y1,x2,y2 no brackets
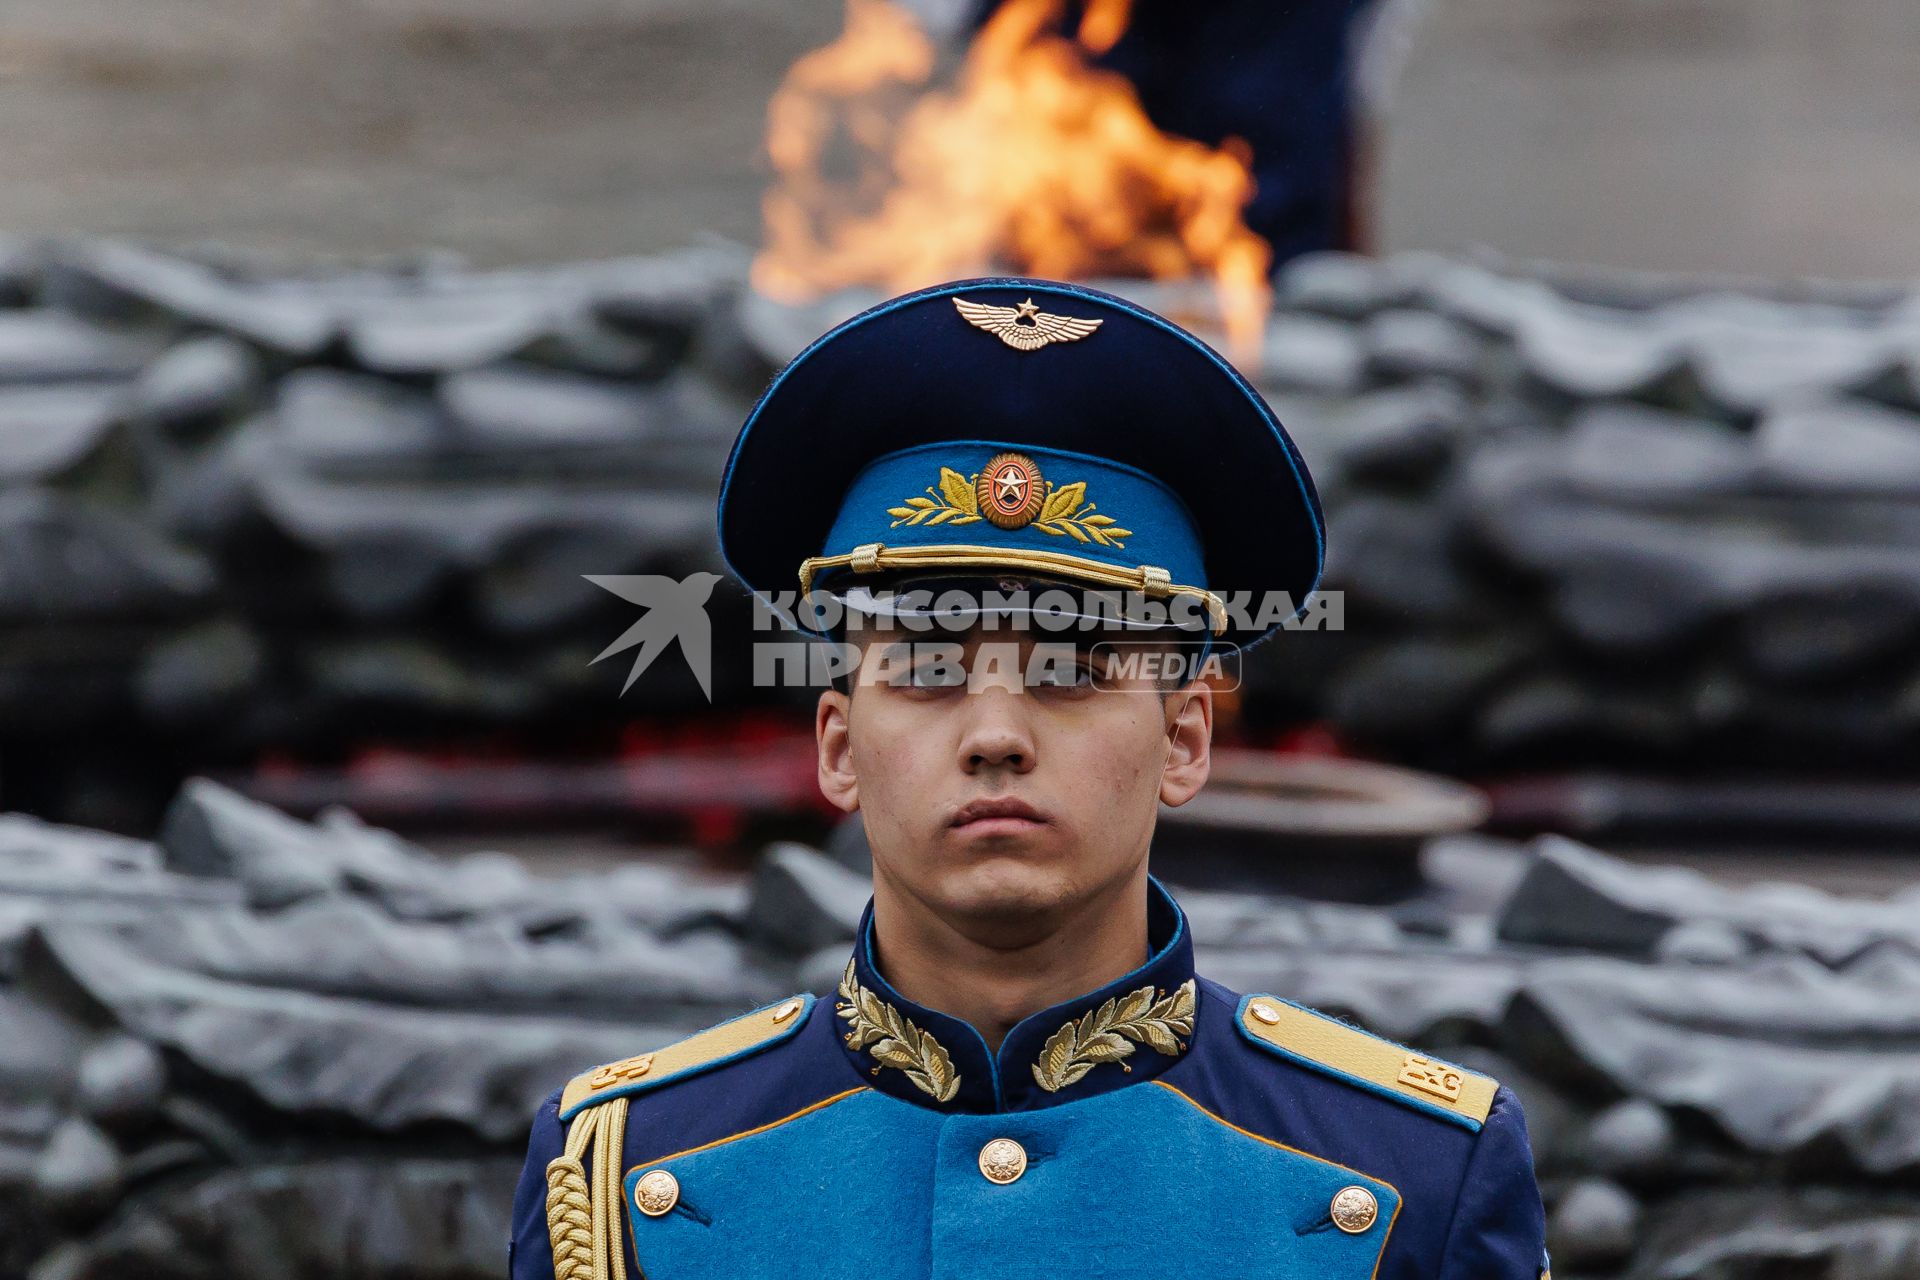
816,688,860,814
1159,681,1213,808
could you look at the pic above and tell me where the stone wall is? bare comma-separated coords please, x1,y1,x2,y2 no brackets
8,241,1920,822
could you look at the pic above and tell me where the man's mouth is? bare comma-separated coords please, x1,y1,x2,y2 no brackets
948,797,1050,834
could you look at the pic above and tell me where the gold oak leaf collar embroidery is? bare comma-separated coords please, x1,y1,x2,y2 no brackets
1032,979,1196,1092
837,960,961,1102
886,460,1133,548
837,962,1195,1102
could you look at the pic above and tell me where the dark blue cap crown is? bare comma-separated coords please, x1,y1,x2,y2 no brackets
718,277,1324,647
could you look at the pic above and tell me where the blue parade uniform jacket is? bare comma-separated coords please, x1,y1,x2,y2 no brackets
510,879,1549,1279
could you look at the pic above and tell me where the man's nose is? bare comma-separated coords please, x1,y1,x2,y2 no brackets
958,687,1037,774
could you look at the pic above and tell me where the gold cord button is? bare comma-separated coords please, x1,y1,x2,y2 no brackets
632,1169,680,1217
1330,1186,1378,1234
1249,1001,1282,1025
771,999,803,1024
978,1138,1027,1185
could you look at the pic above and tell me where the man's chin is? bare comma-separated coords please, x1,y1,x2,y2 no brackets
920,857,1082,937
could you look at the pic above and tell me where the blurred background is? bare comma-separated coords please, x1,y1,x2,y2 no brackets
3,2,1920,1278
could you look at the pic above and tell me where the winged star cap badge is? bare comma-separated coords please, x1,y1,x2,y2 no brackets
954,296,1102,351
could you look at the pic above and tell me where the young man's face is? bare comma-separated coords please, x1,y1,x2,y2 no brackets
814,621,1214,941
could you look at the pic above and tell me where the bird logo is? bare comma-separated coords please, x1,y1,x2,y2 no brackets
953,296,1102,351
585,571,721,700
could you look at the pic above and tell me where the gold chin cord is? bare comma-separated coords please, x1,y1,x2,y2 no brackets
796,542,1228,635
545,1098,633,1280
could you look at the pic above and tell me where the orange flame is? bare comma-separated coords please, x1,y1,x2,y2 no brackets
755,0,1271,360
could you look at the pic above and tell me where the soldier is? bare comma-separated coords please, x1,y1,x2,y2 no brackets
509,278,1549,1279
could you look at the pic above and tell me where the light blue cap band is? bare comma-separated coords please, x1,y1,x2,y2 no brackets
814,439,1207,591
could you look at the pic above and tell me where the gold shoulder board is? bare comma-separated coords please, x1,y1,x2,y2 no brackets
560,994,813,1121
1237,996,1498,1130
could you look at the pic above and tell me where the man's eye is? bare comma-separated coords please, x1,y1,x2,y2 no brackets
906,661,966,689
1032,657,1096,689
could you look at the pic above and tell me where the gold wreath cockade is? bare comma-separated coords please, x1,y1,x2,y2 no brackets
1031,979,1196,1092
837,960,961,1102
887,466,1132,548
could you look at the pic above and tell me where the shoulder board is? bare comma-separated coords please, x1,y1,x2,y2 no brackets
1235,994,1497,1131
560,994,814,1121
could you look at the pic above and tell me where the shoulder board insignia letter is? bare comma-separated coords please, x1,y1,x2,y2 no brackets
1237,996,1498,1130
561,995,814,1120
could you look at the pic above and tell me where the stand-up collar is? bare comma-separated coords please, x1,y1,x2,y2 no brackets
833,876,1196,1113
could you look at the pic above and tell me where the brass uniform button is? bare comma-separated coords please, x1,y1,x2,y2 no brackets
771,999,803,1024
1330,1186,1378,1234
632,1169,680,1217
1249,1001,1282,1025
977,1138,1027,1185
